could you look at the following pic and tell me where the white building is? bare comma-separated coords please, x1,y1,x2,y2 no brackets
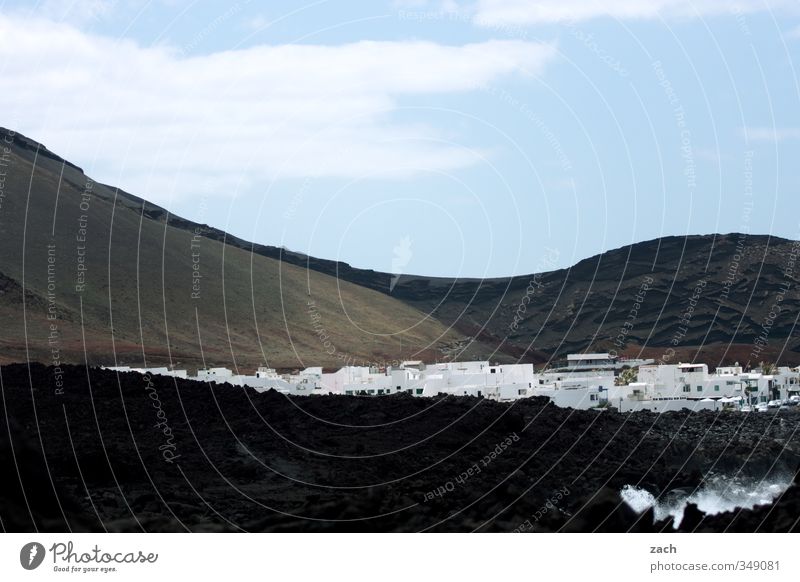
554,353,654,372
631,362,800,406
100,356,800,413
196,367,234,381
566,353,618,368
330,361,538,400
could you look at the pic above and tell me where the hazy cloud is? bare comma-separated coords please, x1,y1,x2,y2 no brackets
470,0,797,25
0,14,555,203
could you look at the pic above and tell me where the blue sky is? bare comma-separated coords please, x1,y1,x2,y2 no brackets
2,0,799,277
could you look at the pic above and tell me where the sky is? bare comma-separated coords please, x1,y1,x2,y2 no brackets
1,0,799,278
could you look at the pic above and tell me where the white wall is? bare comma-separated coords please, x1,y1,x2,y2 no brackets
533,386,604,409
617,398,719,413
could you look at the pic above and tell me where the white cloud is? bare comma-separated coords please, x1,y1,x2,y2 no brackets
471,0,797,26
0,14,555,203
743,127,800,142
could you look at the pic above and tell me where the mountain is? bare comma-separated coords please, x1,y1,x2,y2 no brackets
1,127,798,371
248,230,800,368
0,127,492,371
395,232,800,367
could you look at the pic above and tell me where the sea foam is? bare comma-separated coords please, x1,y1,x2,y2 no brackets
620,473,792,528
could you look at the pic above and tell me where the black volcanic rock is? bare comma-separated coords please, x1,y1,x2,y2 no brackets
1,363,799,532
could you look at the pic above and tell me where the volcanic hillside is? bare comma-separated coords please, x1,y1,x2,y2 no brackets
0,127,489,371
383,233,800,366
1,127,798,370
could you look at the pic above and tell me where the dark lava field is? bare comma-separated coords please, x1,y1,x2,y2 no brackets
1,363,799,533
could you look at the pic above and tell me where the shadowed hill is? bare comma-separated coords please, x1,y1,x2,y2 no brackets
383,233,800,366
210,226,800,367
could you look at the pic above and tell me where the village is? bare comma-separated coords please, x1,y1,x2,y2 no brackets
106,352,800,413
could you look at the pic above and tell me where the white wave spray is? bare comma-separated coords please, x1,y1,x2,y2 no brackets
620,473,792,528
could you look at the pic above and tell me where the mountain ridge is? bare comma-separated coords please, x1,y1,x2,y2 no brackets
1,126,798,369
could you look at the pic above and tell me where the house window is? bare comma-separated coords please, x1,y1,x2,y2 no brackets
697,386,702,392
714,385,720,391
415,389,423,395
518,389,526,395
682,386,690,393
345,391,353,395
397,385,401,390
490,369,496,374
590,394,597,401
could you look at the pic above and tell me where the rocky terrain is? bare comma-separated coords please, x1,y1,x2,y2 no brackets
2,363,798,532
